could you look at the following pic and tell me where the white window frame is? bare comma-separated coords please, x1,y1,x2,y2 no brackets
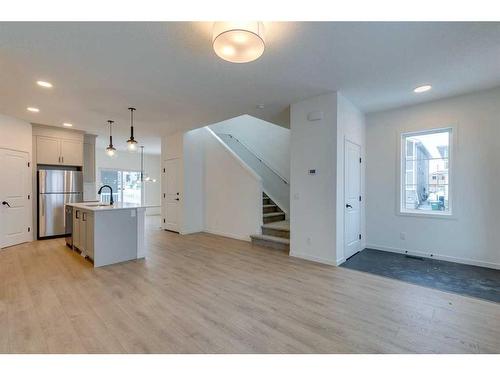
398,127,455,219
98,167,142,204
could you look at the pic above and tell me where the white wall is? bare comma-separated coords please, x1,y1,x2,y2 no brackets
209,114,290,181
336,94,366,264
366,86,500,269
202,127,262,241
182,129,204,234
161,128,263,241
290,93,339,265
0,114,32,154
96,147,161,215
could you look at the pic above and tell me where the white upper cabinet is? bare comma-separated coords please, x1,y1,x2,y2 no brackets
60,139,83,166
36,136,61,165
36,136,83,166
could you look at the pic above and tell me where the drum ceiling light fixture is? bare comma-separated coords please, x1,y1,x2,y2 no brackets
212,22,265,63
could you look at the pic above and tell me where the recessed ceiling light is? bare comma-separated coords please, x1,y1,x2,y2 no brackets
37,80,53,88
27,107,40,112
212,22,265,63
414,84,432,93
63,123,73,127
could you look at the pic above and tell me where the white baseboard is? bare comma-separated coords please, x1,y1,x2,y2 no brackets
289,251,337,266
366,243,500,270
203,229,251,242
336,257,345,266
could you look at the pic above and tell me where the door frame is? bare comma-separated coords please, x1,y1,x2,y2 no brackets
343,139,363,261
163,157,181,233
0,147,32,249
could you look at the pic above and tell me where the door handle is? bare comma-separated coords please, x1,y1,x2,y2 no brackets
2,201,11,208
346,204,352,209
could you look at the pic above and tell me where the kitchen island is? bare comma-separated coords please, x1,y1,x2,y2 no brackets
66,202,148,267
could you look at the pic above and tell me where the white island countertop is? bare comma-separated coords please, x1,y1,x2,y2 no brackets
66,202,153,212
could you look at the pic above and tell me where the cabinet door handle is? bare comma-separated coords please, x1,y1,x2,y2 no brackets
82,212,86,221
61,156,64,163
75,210,80,219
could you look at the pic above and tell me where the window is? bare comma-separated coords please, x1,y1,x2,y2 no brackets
99,169,142,204
401,128,452,215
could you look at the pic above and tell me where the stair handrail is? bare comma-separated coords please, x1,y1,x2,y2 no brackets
216,132,289,185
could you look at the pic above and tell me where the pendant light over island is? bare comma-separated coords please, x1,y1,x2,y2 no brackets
126,107,138,152
105,120,116,157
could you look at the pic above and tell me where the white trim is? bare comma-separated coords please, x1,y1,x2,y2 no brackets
397,211,457,220
366,243,500,270
397,126,457,219
343,138,363,261
203,229,251,242
289,251,337,266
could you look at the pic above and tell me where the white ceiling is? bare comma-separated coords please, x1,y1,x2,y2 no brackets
1,22,499,154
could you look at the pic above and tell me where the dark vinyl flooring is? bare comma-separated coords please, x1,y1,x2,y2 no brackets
341,249,500,303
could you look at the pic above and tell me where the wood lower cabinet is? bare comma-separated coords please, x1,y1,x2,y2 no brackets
84,211,94,260
73,209,81,249
73,208,94,260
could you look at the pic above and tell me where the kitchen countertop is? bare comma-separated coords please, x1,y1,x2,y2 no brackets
66,202,154,212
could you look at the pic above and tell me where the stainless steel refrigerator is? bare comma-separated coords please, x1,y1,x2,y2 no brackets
38,169,83,239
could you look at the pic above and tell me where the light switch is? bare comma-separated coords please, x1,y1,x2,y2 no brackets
307,111,324,121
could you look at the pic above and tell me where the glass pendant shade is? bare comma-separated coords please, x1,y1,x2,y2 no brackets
212,22,265,63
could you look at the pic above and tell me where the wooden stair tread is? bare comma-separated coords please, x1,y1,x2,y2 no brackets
263,212,285,218
263,204,278,208
250,234,290,244
262,221,290,231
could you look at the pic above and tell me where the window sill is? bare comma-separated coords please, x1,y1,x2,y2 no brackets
398,210,456,220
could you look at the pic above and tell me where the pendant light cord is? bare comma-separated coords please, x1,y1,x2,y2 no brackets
108,120,114,146
128,107,136,141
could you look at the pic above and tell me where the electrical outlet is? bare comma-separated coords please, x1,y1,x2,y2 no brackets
400,232,406,240
306,237,312,245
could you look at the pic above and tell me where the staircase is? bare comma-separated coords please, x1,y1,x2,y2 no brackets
251,193,290,252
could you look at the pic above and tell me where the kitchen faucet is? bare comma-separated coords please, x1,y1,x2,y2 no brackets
98,185,114,205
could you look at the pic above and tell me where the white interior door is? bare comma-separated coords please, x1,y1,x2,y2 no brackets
344,140,362,260
164,158,180,232
0,148,31,248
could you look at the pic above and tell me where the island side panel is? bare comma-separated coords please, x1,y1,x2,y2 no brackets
137,207,146,259
93,209,138,267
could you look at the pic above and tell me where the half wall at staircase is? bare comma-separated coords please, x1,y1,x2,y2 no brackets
209,115,290,214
